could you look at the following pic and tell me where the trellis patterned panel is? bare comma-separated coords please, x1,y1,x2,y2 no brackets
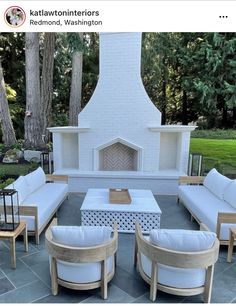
81,210,161,233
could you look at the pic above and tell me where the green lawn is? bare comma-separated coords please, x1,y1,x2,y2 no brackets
0,163,34,177
190,138,236,174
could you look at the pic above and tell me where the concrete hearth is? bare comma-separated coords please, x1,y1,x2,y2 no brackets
49,32,196,195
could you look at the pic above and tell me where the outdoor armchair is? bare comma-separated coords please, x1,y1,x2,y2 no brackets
134,221,219,303
45,218,118,299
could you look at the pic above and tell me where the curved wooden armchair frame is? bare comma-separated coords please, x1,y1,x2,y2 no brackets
45,218,118,299
134,222,219,303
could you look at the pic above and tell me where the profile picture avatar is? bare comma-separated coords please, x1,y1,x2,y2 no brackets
4,6,26,27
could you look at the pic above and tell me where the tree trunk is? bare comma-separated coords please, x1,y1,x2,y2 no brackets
24,33,44,149
0,58,17,146
233,107,236,127
222,104,228,128
69,33,83,126
69,51,83,126
161,78,167,125
41,33,55,143
182,90,188,125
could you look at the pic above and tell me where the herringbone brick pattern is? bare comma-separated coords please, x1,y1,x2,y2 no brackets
100,142,137,171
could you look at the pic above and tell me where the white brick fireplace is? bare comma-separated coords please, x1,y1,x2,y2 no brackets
49,32,196,195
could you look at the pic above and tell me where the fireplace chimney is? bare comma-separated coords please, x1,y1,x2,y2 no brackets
79,32,161,125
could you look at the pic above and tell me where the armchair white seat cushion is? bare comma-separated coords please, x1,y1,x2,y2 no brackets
141,250,205,288
51,225,113,283
141,230,216,289
56,258,113,283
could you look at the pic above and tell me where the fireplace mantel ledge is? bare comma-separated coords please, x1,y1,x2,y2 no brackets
48,126,90,133
148,125,196,132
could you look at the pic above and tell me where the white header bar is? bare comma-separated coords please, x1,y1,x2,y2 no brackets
1,1,235,32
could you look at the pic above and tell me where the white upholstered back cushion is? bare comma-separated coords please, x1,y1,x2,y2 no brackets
51,225,112,247
150,229,216,252
203,168,231,200
24,167,46,194
223,180,236,209
51,225,113,283
4,176,30,204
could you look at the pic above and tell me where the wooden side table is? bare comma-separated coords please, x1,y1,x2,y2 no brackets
227,228,236,263
0,221,28,268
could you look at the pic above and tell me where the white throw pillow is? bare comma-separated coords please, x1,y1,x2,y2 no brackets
150,229,216,252
203,168,231,200
24,167,46,193
2,176,29,205
223,180,236,209
12,176,29,203
51,225,112,247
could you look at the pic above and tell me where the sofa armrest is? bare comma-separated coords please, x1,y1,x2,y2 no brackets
19,205,38,216
46,174,68,183
216,212,236,239
0,205,37,217
19,205,38,231
179,176,205,185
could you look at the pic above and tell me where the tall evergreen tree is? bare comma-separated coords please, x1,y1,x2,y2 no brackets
194,33,236,128
0,58,17,146
68,33,83,126
41,32,55,142
24,32,44,148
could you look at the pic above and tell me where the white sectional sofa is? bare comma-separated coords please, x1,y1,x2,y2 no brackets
5,167,68,244
178,168,236,245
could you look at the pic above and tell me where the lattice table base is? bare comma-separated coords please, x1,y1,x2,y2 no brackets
81,210,161,233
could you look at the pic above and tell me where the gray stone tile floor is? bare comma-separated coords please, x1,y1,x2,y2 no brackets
0,193,236,303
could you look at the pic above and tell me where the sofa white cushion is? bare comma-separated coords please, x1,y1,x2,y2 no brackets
13,176,30,204
4,176,30,204
20,182,68,231
178,185,236,240
203,168,231,200
223,180,236,209
51,225,112,247
51,225,113,283
150,229,216,252
24,167,46,194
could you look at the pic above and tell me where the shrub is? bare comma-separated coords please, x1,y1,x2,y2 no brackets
0,178,15,189
191,129,236,139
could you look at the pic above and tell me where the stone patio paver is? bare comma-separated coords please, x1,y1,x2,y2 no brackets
0,194,236,303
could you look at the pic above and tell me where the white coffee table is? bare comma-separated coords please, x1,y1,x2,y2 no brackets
80,188,162,233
